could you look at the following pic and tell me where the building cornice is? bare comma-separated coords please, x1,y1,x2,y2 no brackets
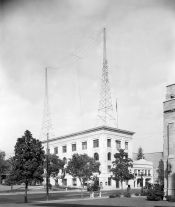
42,125,135,144
166,83,175,88
163,98,175,104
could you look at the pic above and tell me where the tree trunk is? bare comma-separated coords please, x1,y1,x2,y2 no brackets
121,181,123,190
24,182,28,203
79,179,83,198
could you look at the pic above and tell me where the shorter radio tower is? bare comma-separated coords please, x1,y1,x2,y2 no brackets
97,28,117,128
40,67,54,141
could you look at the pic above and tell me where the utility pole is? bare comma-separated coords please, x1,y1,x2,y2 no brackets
40,67,53,200
46,132,49,200
40,67,54,141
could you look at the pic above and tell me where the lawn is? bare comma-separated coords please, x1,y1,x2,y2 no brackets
0,189,141,204
34,197,175,207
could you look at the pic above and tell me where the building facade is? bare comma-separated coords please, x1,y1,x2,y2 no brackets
133,152,163,184
43,125,134,189
163,84,175,196
132,159,153,188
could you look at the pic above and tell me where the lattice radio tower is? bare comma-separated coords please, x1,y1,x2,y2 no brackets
97,28,117,128
40,67,54,141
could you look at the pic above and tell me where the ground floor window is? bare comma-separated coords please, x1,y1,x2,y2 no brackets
72,178,77,186
63,179,67,186
116,180,119,188
108,177,111,186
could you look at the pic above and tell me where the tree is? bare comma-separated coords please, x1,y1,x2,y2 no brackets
5,157,17,190
136,147,144,160
157,159,164,186
10,130,45,203
0,151,9,184
66,153,100,188
44,154,65,185
111,149,134,189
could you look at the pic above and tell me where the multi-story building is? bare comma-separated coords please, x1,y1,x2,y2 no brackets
42,29,135,189
43,125,134,189
163,84,175,196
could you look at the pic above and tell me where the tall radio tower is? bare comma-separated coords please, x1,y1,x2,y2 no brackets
97,28,117,128
40,68,54,141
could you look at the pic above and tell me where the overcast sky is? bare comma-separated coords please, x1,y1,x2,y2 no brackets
1,0,175,156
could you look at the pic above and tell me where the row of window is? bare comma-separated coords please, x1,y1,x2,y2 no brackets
62,177,113,187
134,169,151,176
54,139,129,154
107,139,128,150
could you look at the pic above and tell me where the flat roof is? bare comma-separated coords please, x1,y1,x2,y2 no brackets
42,125,135,143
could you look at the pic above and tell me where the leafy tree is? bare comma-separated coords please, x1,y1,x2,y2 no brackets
111,149,134,189
0,151,9,183
0,151,10,183
136,147,144,160
157,159,164,186
10,130,45,203
66,153,100,188
5,157,17,190
44,154,65,185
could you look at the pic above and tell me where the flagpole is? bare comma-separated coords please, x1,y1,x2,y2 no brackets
116,98,118,128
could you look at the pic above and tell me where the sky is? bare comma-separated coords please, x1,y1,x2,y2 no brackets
1,0,175,157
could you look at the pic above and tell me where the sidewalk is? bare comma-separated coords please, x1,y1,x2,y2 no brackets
0,189,83,195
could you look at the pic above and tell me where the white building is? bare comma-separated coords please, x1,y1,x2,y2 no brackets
132,159,153,188
43,125,134,189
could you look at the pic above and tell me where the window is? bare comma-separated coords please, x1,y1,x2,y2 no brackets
107,139,111,147
63,179,67,186
72,178,77,186
72,143,76,152
107,152,111,161
54,147,58,154
82,141,87,150
108,177,111,186
116,180,119,188
62,145,67,153
116,140,121,150
125,142,128,150
93,139,99,148
94,153,99,161
107,165,111,172
148,170,151,176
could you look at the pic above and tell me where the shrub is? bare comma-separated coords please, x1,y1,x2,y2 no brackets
135,192,139,196
109,194,116,198
123,192,131,198
147,184,164,201
166,196,175,202
140,188,148,196
109,192,121,198
115,192,121,197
